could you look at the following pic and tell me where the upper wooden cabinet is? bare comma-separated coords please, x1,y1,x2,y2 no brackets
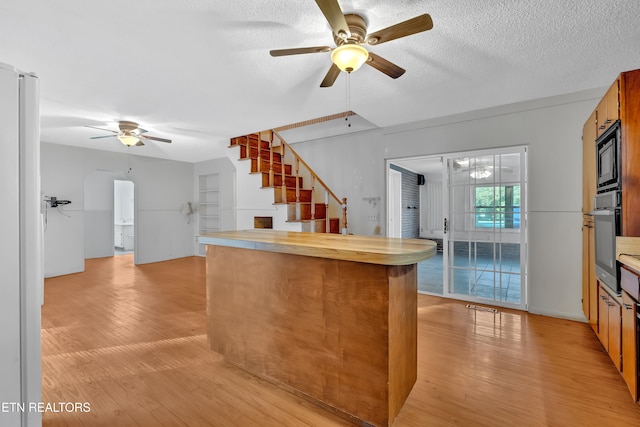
583,110,598,214
596,79,620,137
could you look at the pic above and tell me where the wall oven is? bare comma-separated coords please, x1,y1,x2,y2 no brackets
591,190,621,293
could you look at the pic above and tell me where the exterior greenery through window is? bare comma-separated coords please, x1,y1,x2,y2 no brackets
475,185,521,229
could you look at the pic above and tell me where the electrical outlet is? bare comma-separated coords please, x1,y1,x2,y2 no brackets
367,214,378,221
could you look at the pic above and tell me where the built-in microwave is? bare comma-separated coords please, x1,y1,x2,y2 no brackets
596,120,621,193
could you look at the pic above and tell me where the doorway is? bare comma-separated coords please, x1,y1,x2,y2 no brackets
388,157,445,294
388,146,527,310
83,171,135,261
114,180,135,256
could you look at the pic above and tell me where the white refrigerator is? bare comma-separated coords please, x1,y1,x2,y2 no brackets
0,62,43,427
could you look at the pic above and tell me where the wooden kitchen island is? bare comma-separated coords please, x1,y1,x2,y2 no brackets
196,230,436,427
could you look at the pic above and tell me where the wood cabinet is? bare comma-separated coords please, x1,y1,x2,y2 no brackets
609,293,623,372
598,284,622,371
622,290,638,401
582,110,598,328
620,263,639,401
596,79,620,137
621,70,640,236
198,231,436,427
583,69,640,403
581,68,640,237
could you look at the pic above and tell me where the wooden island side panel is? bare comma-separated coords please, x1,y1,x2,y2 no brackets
206,244,418,427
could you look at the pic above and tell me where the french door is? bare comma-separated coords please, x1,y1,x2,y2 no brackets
443,147,527,310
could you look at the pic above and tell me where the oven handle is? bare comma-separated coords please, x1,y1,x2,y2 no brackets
589,210,616,216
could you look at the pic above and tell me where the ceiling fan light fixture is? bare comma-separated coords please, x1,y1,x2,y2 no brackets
117,134,140,146
331,44,369,73
470,167,492,179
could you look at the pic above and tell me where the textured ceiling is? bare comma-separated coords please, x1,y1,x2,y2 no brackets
2,0,639,162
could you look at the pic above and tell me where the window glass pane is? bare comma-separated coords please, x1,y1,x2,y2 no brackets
475,185,521,229
498,153,521,182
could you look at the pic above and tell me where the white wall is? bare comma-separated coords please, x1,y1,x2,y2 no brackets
286,128,388,236
84,171,125,259
289,88,603,321
42,143,195,277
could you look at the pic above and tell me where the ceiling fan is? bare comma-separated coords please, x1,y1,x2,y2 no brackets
269,0,433,87
453,159,514,179
85,121,172,146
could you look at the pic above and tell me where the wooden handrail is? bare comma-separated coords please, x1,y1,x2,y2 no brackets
272,130,342,206
271,129,348,234
232,129,348,234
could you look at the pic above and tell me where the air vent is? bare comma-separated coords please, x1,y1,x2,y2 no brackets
465,304,498,313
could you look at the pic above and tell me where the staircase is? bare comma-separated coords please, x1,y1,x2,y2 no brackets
227,130,347,234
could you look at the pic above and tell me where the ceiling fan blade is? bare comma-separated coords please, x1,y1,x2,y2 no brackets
135,141,145,146
140,134,172,143
366,52,406,79
89,135,118,140
84,125,118,134
270,46,331,57
366,14,433,45
137,127,148,134
315,0,350,39
320,63,341,87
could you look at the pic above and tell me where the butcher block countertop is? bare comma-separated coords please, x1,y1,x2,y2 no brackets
196,229,436,265
617,236,640,272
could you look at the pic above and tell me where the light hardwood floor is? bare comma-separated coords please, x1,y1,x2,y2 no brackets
42,255,640,426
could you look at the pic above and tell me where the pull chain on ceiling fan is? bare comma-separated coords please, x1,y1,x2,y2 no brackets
269,0,433,87
85,121,172,146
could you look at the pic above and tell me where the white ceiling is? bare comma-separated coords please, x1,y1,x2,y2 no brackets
2,0,639,163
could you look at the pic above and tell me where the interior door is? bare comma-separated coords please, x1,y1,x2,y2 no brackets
443,148,527,309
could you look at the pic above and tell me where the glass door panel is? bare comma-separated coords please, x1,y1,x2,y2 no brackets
444,148,526,310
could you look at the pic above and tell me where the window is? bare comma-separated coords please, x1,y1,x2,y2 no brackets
474,185,520,229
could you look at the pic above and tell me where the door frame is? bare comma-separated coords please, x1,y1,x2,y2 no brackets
386,147,528,311
387,168,402,238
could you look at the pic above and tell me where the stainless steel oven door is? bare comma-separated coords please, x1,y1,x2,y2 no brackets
590,208,620,293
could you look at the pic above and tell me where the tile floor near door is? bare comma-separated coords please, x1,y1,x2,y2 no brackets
418,252,522,304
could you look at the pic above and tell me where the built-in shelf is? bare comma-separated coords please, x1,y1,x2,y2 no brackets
198,173,220,256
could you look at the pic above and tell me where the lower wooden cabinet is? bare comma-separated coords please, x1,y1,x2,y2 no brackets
622,290,638,401
582,219,598,329
598,284,622,371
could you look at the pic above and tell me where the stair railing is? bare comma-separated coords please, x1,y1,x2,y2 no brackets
270,130,348,234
